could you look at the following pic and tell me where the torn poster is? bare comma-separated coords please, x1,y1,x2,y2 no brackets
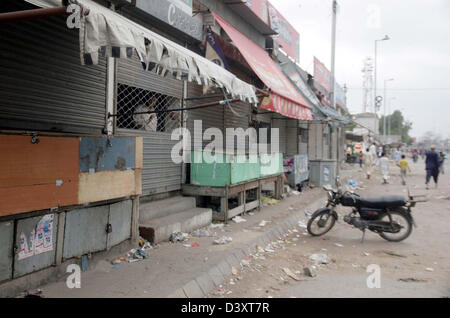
18,214,54,260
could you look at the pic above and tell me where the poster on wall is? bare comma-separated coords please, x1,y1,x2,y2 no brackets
323,166,330,183
18,214,54,261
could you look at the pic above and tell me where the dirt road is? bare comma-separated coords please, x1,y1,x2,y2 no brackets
208,159,450,298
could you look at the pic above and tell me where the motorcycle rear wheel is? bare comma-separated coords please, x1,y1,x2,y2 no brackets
378,210,412,242
307,209,336,236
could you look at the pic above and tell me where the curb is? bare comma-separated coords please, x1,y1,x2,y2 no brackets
165,195,325,298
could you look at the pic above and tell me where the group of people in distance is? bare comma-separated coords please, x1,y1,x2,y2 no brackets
359,143,446,189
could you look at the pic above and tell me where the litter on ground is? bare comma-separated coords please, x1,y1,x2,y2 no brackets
232,216,247,223
309,253,330,264
213,236,233,245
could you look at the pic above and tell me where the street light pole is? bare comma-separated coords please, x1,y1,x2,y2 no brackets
330,0,337,110
374,35,390,113
383,78,394,142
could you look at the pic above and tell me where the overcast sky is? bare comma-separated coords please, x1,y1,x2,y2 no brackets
270,0,450,139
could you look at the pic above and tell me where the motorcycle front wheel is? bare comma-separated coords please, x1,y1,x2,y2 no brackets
378,210,412,242
307,209,336,236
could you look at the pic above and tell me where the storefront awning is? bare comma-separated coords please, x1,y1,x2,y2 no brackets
279,58,350,124
211,12,312,121
23,0,258,104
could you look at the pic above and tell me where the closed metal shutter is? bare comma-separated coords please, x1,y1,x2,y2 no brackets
116,57,183,196
117,56,182,98
224,101,251,152
272,118,287,154
186,83,224,151
0,1,106,134
286,119,299,156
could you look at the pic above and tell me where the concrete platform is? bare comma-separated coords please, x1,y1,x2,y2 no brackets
139,196,196,222
139,207,212,243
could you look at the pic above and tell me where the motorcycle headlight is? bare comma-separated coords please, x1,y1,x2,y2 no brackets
327,191,334,200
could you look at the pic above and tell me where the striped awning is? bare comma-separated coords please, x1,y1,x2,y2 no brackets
24,0,258,104
212,12,312,121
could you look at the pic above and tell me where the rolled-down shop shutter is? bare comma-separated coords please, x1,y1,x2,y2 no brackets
116,56,183,196
186,83,225,151
286,118,299,156
224,100,251,152
272,118,287,155
0,1,106,134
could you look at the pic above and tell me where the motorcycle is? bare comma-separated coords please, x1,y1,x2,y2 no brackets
413,153,419,163
307,179,427,242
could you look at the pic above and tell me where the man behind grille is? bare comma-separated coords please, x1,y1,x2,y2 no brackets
133,96,158,131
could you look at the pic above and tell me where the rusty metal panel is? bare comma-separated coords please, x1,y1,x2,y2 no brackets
0,135,79,217
0,221,13,282
13,214,58,278
108,200,132,248
63,206,109,259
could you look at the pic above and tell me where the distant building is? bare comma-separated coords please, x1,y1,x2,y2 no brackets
353,113,379,135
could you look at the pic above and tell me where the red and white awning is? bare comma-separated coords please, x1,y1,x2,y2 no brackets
212,12,312,120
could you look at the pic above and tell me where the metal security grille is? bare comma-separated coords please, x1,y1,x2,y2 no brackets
116,84,182,133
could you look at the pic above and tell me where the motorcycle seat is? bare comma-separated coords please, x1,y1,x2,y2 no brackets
356,195,406,209
341,194,406,208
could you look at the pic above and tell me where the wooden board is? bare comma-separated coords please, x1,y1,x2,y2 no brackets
78,170,138,204
135,137,143,169
0,135,79,216
79,136,136,172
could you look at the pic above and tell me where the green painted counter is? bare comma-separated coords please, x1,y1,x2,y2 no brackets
190,151,260,187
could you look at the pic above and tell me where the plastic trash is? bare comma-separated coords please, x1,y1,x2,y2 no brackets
261,197,280,205
133,248,148,260
303,266,317,277
347,179,358,187
213,236,232,245
309,253,330,264
232,216,247,223
191,229,211,237
298,221,307,228
170,232,189,243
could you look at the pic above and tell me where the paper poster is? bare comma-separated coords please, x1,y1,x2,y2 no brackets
17,214,54,261
323,166,330,182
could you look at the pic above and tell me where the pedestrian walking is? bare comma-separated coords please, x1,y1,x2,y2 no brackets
359,151,363,168
425,145,440,189
393,148,402,164
397,155,411,185
439,151,446,175
363,147,374,179
378,152,390,184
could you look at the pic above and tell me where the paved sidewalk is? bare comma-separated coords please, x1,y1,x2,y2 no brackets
33,167,357,298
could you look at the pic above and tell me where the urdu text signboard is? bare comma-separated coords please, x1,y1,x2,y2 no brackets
135,0,201,41
313,56,331,92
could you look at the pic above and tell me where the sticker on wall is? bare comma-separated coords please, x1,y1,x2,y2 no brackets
323,166,330,183
18,214,54,260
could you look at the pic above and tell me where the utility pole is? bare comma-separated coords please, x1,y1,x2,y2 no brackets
374,35,390,113
330,0,337,109
383,78,394,142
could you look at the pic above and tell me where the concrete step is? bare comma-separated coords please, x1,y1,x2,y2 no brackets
139,196,196,223
139,207,212,243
